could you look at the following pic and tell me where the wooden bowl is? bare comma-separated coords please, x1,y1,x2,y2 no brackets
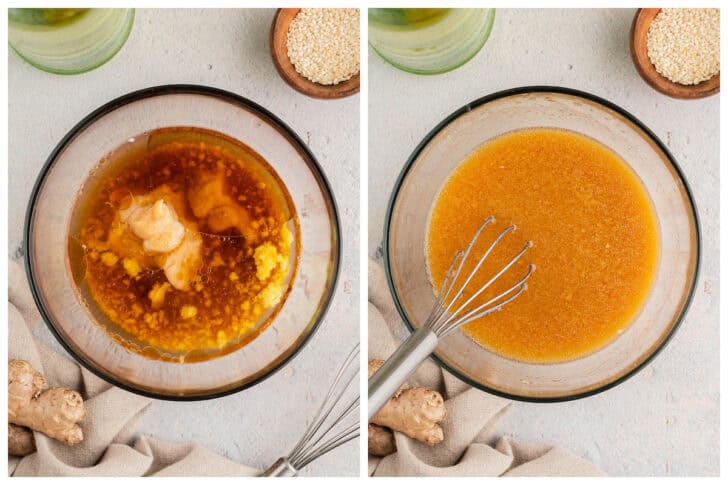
630,8,719,99
270,8,360,99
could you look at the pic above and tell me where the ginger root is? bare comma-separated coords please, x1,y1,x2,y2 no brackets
8,360,86,447
368,359,388,379
368,359,447,450
8,424,35,456
368,423,395,457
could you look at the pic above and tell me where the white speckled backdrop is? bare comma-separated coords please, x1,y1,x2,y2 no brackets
8,9,359,476
368,9,718,476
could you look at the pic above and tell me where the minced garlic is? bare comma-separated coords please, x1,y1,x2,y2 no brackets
101,252,118,267
180,305,198,320
254,242,279,281
148,282,171,309
122,258,141,278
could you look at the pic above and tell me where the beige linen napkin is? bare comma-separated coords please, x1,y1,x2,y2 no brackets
368,260,605,477
8,259,259,476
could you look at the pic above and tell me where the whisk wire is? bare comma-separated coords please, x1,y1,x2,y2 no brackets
287,394,358,469
446,239,531,323
296,417,359,467
287,371,356,465
286,343,360,470
425,249,463,331
439,216,494,305
433,250,464,314
428,218,534,338
443,263,535,336
437,224,516,326
428,216,496,334
290,400,359,468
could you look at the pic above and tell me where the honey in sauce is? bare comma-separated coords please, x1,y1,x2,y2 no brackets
426,128,660,363
69,127,299,362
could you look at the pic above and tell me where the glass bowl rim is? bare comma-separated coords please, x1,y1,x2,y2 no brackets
24,84,342,401
383,85,701,403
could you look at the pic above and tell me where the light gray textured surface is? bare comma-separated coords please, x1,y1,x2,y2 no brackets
9,9,359,476
368,9,718,476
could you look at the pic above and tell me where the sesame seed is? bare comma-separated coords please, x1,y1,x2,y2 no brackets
647,8,720,85
286,8,360,86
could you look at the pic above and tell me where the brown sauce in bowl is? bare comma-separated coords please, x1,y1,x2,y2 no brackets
69,127,299,362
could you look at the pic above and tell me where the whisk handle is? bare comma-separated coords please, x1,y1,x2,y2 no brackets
260,457,298,477
367,327,439,420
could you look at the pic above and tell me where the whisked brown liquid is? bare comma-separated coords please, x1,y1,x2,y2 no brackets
69,127,299,362
427,129,659,363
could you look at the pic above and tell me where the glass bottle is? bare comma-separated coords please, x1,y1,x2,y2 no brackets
369,8,496,75
8,8,135,75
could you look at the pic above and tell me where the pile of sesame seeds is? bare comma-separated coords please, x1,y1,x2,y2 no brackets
646,8,720,86
286,8,360,86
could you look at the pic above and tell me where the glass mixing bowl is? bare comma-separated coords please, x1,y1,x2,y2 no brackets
25,85,340,400
384,87,700,402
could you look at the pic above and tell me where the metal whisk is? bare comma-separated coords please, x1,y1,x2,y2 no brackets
369,217,534,419
262,344,360,476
